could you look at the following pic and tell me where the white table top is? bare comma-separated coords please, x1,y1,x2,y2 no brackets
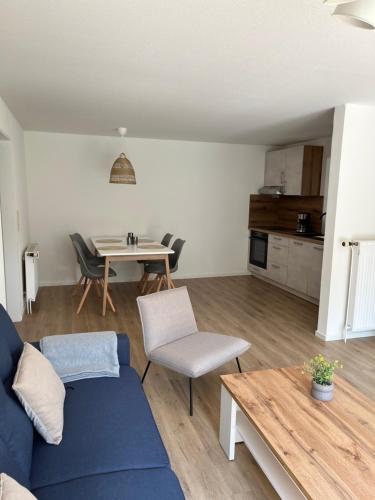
91,235,174,257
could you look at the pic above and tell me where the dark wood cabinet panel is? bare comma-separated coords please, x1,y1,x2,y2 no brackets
301,146,323,196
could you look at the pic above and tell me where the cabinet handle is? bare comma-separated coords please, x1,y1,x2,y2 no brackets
271,264,280,269
293,241,303,246
272,246,281,250
313,246,323,251
273,237,282,241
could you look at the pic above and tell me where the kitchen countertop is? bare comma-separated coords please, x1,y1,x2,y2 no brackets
249,227,324,245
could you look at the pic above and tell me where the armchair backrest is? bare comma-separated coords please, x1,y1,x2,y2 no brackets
137,286,197,356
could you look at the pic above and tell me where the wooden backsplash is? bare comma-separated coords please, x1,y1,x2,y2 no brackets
249,195,324,233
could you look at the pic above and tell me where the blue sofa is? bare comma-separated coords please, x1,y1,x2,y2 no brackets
0,305,184,499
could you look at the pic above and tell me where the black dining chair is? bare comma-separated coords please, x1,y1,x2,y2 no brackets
69,235,117,314
138,233,174,292
71,233,104,266
70,233,105,295
143,238,185,294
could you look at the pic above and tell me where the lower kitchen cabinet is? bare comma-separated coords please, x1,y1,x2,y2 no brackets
268,262,288,285
250,234,324,303
287,240,309,294
306,244,324,300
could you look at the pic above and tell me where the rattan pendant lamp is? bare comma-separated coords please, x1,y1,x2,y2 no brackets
109,127,136,184
323,0,375,29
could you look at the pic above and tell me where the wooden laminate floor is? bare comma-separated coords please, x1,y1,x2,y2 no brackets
17,276,375,500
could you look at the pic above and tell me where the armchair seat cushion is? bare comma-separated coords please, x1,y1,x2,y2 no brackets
149,332,250,378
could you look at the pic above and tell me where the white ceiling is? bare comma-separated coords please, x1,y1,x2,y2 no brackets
0,0,374,145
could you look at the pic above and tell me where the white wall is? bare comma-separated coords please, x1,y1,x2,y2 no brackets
25,132,267,286
317,104,375,341
0,97,30,321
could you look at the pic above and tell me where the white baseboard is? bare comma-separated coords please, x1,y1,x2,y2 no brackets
39,271,251,288
315,329,375,342
173,271,251,280
251,273,319,305
40,279,77,287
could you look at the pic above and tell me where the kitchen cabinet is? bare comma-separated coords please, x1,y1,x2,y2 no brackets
307,244,324,300
287,239,309,294
286,239,324,298
249,233,324,303
264,145,323,196
267,235,288,285
264,149,286,187
268,242,288,266
285,146,304,195
268,262,287,285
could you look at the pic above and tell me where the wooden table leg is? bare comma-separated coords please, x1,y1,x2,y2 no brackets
164,255,172,289
102,256,110,316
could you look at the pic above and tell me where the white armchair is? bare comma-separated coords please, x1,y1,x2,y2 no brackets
137,286,250,416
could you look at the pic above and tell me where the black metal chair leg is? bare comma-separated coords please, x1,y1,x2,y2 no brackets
236,357,242,373
141,361,151,383
189,378,193,416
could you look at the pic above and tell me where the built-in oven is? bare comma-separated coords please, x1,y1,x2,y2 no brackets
249,230,268,269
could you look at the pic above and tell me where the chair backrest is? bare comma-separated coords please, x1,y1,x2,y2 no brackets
160,233,173,247
69,234,93,278
137,286,197,356
169,238,185,271
70,233,94,261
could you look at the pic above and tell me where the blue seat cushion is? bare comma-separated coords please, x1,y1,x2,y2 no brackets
30,366,170,489
33,467,185,500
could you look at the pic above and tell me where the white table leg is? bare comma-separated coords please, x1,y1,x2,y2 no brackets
219,385,240,460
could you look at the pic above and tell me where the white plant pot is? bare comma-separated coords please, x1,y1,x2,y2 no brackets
311,381,334,401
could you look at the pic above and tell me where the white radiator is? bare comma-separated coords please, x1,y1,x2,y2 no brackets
25,244,40,314
345,240,375,341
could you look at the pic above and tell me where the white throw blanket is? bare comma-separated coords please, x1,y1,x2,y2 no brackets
40,331,120,383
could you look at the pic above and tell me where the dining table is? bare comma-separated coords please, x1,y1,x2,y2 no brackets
91,235,174,316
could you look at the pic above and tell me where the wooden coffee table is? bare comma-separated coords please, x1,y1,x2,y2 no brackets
219,366,375,500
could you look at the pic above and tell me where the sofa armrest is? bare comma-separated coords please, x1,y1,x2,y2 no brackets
117,334,130,366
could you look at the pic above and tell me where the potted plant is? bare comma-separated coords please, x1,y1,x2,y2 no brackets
303,354,342,401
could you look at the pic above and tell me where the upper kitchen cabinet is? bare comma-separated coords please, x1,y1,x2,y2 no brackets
264,149,286,187
264,145,323,196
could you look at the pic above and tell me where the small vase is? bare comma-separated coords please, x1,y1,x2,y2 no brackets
311,381,334,401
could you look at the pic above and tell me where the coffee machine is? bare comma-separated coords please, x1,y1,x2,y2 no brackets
296,212,311,233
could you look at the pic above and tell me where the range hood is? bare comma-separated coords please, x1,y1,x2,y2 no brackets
258,185,285,195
